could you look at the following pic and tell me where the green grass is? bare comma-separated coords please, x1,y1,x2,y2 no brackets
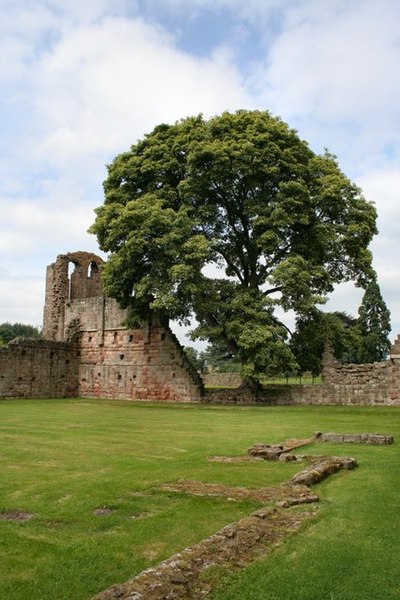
0,399,399,600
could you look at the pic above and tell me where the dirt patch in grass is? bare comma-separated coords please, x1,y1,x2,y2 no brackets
208,455,264,463
93,507,117,516
161,480,318,506
0,510,36,522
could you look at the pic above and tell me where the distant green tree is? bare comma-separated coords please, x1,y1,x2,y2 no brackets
358,281,391,362
183,346,206,372
0,322,40,346
290,310,361,375
200,343,241,373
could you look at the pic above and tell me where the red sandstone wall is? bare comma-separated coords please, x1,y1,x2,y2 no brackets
63,295,203,402
78,324,202,402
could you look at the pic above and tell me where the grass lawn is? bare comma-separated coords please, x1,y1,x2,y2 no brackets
0,399,399,600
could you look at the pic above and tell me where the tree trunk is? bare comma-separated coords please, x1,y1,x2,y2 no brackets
238,376,263,394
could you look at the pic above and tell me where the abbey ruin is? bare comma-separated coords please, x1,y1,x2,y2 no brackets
1,250,400,406
0,251,203,402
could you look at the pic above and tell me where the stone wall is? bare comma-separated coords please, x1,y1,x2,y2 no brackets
202,372,243,388
1,251,203,403
204,341,400,407
204,381,400,407
76,310,203,402
2,249,400,406
0,338,79,398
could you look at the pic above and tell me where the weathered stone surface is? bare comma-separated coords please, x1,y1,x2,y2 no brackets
314,431,394,445
1,251,203,403
247,443,284,460
291,456,357,486
91,506,315,600
0,338,79,398
247,438,314,460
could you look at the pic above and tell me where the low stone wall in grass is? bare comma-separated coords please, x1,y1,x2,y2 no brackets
204,380,400,407
203,340,400,407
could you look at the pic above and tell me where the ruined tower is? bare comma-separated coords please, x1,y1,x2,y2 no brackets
41,251,203,402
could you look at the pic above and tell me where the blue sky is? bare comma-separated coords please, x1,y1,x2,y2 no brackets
1,0,400,344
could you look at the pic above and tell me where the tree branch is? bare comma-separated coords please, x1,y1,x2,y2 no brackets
264,286,283,296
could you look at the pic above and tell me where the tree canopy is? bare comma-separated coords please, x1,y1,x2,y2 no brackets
90,110,377,382
0,322,40,347
358,281,391,362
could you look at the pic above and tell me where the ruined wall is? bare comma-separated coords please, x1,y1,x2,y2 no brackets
2,250,400,405
204,341,400,407
77,316,202,402
202,373,243,388
43,251,104,342
1,251,203,402
205,380,400,407
0,338,79,398
44,252,203,402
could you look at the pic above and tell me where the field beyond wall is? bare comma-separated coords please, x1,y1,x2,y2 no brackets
0,399,399,600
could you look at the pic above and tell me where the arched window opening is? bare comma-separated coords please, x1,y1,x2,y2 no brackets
88,261,99,279
68,261,76,301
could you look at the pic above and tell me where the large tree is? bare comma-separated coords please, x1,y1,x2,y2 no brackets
90,110,377,383
358,281,391,362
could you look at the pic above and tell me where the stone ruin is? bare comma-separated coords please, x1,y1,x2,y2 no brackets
1,249,400,405
0,251,203,402
205,341,400,407
92,432,372,600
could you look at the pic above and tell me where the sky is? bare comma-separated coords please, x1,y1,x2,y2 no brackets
1,0,400,346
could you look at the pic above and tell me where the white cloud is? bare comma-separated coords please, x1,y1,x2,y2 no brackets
0,276,45,327
247,1,400,166
358,168,400,239
30,16,252,169
355,167,400,338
